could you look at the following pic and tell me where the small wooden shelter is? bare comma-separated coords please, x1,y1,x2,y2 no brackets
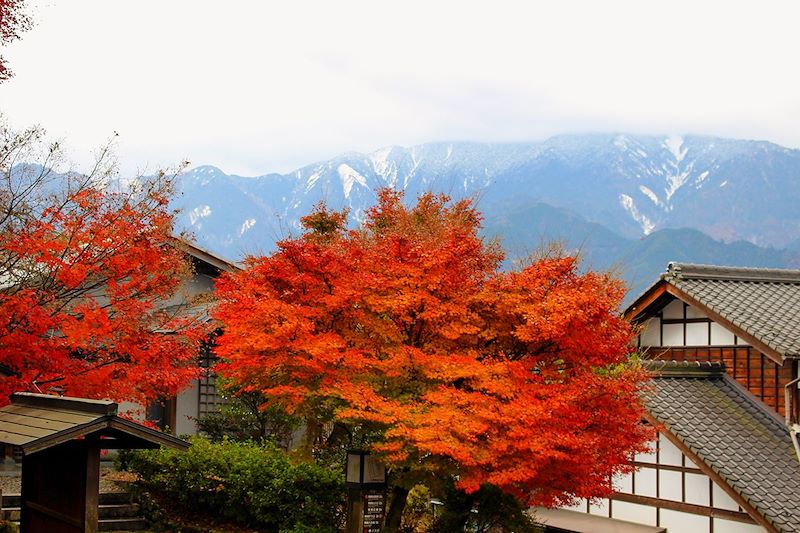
0,392,189,533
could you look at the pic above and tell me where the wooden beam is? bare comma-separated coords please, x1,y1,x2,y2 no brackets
612,493,755,524
663,285,785,365
625,282,669,322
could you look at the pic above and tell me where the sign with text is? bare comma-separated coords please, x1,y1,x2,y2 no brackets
362,490,386,533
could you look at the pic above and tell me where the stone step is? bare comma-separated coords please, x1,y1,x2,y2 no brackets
2,491,133,508
2,503,140,521
98,517,149,531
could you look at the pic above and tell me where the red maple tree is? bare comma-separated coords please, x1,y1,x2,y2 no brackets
0,0,32,81
0,125,208,406
213,190,651,528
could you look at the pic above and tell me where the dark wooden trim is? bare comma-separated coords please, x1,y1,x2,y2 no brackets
10,393,117,416
644,413,779,533
661,317,712,325
24,500,84,528
631,461,703,475
662,285,784,365
611,493,754,524
625,282,670,321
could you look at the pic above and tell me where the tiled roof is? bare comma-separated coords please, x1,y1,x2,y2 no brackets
665,263,800,358
646,361,800,533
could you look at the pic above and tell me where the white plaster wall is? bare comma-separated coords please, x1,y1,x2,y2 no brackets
659,433,683,466
660,509,709,531
635,445,657,464
612,471,633,493
712,482,741,512
662,299,685,319
711,322,736,345
641,317,661,346
589,498,609,516
562,498,586,512
634,467,657,498
684,472,710,506
662,323,684,346
611,501,657,526
686,322,709,345
175,379,200,435
686,306,707,319
118,401,146,421
658,470,682,501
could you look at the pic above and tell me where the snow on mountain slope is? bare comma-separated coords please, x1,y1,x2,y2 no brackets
173,134,800,260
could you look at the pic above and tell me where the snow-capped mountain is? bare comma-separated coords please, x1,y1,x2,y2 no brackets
172,133,800,298
174,133,800,262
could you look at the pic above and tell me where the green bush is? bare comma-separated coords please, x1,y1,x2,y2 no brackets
0,520,18,533
121,437,345,532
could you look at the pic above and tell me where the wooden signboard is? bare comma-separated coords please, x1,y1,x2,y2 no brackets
362,490,385,533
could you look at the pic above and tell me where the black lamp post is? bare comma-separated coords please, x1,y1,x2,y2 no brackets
345,450,387,533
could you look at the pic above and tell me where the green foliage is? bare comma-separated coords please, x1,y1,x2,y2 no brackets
430,483,538,533
0,520,18,533
196,386,301,448
121,437,345,532
400,485,434,533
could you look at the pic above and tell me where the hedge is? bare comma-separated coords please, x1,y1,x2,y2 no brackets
121,437,345,532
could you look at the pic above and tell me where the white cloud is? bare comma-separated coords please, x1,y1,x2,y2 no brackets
1,0,799,176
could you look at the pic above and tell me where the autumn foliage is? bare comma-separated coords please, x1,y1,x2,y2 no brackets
214,190,651,507
0,127,208,405
0,0,32,81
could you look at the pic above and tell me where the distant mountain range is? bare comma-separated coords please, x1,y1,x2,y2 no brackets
172,134,800,299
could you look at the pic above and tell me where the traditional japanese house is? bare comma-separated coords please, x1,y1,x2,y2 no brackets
124,237,240,435
537,263,800,533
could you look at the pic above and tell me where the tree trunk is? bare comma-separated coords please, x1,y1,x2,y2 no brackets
383,485,410,533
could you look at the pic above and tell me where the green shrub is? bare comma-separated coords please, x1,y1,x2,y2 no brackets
121,437,344,532
0,520,18,533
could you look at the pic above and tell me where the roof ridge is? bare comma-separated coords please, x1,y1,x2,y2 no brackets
666,262,800,283
646,360,725,378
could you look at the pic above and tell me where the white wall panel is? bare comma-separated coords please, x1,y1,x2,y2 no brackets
613,471,633,493
634,467,657,498
611,501,657,526
635,444,657,464
662,323,684,346
589,498,609,516
712,517,765,533
686,305,707,319
686,322,709,345
712,482,741,512
659,433,683,466
662,299,685,319
684,473,710,506
118,401,146,421
641,317,661,346
175,380,200,435
710,322,736,345
658,469,682,501
660,509,709,532
562,498,587,512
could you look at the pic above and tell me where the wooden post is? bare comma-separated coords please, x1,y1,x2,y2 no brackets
84,438,100,533
346,488,364,533
20,441,94,533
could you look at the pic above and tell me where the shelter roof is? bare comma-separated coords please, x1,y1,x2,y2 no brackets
645,361,800,533
171,235,241,273
0,392,189,455
626,263,800,362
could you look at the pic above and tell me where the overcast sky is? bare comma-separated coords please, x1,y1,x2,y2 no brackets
1,0,799,176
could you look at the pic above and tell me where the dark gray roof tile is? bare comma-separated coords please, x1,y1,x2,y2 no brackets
662,263,800,358
645,361,800,532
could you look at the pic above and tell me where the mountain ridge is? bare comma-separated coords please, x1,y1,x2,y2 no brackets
171,133,800,296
